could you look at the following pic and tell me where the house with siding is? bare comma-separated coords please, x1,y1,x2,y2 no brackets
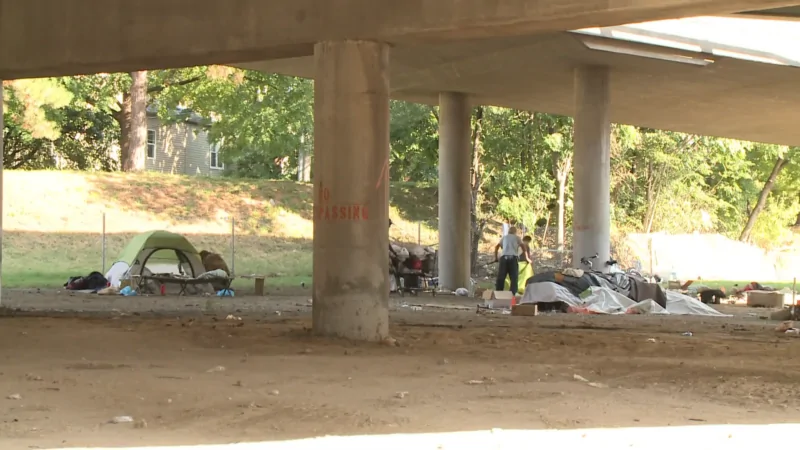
144,111,224,176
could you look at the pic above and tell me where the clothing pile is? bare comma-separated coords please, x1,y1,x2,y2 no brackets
525,269,667,308
64,271,109,292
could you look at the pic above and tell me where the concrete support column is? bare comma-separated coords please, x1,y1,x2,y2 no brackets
0,81,4,307
572,66,611,271
312,41,390,341
437,92,472,290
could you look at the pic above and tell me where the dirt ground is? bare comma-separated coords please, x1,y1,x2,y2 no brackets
2,290,800,449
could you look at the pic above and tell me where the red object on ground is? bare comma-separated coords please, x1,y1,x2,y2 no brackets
160,285,166,296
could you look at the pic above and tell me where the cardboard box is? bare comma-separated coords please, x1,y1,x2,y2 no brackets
482,290,514,309
511,304,538,316
747,291,785,309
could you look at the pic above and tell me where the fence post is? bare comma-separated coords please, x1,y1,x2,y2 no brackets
418,222,421,246
231,217,236,277
101,212,106,274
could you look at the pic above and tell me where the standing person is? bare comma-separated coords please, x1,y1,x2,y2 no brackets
494,227,526,294
520,235,534,263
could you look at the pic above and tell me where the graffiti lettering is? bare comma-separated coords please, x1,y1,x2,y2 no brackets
316,204,369,221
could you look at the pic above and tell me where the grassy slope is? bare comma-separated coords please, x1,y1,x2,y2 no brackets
3,171,440,289
3,171,795,292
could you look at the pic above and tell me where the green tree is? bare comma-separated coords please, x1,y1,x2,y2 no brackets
161,69,314,179
389,101,439,182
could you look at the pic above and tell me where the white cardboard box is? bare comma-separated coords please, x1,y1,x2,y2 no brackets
482,290,515,309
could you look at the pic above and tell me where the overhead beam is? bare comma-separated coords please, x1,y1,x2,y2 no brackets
1,0,798,78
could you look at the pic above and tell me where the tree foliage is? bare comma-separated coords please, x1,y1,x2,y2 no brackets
3,67,799,249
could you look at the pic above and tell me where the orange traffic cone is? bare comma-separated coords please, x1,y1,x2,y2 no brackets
511,295,517,307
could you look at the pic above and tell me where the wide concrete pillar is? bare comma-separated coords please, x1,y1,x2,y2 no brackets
572,66,611,271
312,41,390,341
0,81,3,307
437,92,472,290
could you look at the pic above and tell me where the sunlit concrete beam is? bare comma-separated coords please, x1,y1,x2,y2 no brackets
2,0,798,78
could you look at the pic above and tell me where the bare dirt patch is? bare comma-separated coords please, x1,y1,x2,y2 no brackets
2,291,800,449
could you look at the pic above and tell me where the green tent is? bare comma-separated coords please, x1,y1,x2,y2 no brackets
105,230,206,286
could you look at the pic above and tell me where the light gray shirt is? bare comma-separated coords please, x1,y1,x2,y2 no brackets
499,234,521,257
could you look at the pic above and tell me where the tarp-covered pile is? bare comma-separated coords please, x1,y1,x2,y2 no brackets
525,269,668,308
521,282,730,317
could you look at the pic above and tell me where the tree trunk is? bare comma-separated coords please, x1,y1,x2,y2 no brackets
114,92,132,170
555,158,571,251
643,160,655,231
124,71,148,172
297,134,312,182
469,106,485,274
795,193,800,227
740,157,788,242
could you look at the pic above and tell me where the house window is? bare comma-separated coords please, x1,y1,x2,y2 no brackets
146,129,157,159
210,144,223,169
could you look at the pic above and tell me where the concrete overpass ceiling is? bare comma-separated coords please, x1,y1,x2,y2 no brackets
738,5,800,19
2,0,800,78
238,24,800,147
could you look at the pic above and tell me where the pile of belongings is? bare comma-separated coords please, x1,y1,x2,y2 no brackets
521,283,729,316
64,271,109,292
521,268,728,316
524,267,667,308
389,243,436,291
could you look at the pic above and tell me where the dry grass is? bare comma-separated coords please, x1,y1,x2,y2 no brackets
3,171,442,289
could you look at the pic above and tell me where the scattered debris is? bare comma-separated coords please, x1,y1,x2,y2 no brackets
647,338,657,343
776,321,795,333
465,377,496,385
410,306,423,312
573,374,590,383
438,358,450,365
234,380,244,387
382,337,399,347
134,419,148,429
225,314,242,321
274,311,282,316
110,416,134,424
206,366,226,373
6,393,22,400
25,373,43,381
573,374,608,388
681,332,694,337
269,390,280,396
157,375,191,380
395,391,409,399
